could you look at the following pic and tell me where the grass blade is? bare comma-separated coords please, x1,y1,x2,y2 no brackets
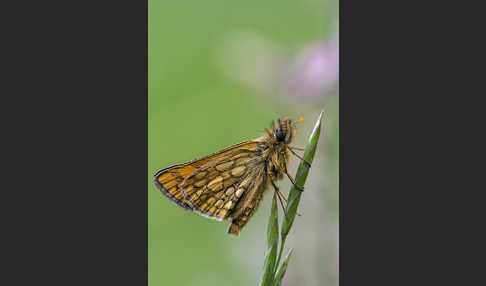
282,111,323,237
274,249,294,286
258,193,279,286
275,111,323,272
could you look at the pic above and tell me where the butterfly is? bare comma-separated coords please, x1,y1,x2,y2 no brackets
153,117,307,236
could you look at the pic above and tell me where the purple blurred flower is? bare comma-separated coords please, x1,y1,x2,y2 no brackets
282,34,339,99
214,30,339,101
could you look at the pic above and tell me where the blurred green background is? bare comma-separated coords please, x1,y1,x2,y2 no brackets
149,1,338,285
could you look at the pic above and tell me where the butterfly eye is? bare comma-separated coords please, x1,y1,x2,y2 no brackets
275,129,286,141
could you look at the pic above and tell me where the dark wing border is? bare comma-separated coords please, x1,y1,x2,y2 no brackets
153,165,193,210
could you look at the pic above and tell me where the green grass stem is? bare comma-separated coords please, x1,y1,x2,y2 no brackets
258,111,323,285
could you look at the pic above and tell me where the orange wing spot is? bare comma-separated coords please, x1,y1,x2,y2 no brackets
195,171,207,180
222,171,231,180
168,187,178,195
194,179,207,187
158,173,174,183
235,188,245,198
200,203,208,210
235,156,252,165
218,209,228,217
224,201,233,210
225,187,235,196
215,192,224,199
163,179,179,189
207,176,224,192
215,200,223,208
208,176,223,188
231,166,246,177
184,185,194,194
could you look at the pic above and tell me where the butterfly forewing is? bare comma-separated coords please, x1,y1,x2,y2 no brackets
154,140,262,219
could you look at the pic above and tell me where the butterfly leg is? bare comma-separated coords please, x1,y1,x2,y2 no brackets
289,146,305,151
282,159,305,192
288,147,311,166
270,176,290,217
285,170,304,192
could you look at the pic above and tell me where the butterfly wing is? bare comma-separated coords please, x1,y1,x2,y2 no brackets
154,140,261,215
184,150,265,221
226,164,268,236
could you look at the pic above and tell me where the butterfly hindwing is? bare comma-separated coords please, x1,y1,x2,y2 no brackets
183,151,263,221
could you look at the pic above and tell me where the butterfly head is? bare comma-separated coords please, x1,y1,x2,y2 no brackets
270,117,296,145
